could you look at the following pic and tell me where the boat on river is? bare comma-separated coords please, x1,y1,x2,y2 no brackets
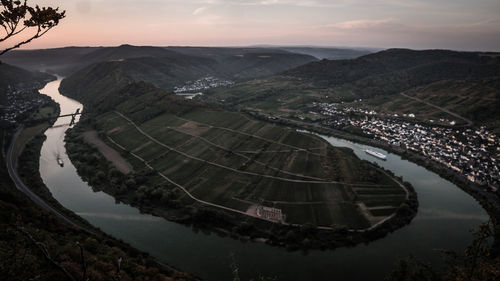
56,155,64,167
364,149,387,160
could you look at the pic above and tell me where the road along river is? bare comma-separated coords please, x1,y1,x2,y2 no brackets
38,77,488,281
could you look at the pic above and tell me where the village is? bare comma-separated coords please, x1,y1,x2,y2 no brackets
0,85,48,125
174,76,234,94
312,102,500,193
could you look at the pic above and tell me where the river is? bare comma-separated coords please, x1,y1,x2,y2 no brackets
39,78,488,281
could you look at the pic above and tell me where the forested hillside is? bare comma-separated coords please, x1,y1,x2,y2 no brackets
205,49,500,130
2,45,317,85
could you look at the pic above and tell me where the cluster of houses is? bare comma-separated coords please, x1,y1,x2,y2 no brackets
313,102,499,193
174,76,234,94
0,85,46,125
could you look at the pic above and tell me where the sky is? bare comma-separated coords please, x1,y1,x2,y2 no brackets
3,0,500,51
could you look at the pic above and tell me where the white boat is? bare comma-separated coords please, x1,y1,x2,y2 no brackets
364,149,387,160
57,156,64,167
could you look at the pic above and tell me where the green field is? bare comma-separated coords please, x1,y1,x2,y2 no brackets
96,108,406,229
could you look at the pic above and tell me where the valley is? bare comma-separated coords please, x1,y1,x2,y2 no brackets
1,44,497,281
1,0,499,279
33,78,488,281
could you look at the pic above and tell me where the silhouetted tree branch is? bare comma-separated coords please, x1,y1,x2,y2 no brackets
0,0,65,56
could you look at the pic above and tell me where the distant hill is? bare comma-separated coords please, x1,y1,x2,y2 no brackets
0,63,53,90
206,48,500,111
1,45,185,75
277,46,374,60
1,47,99,74
284,49,500,97
81,44,178,62
59,60,202,115
58,46,317,91
171,46,372,60
2,45,317,81
356,77,500,133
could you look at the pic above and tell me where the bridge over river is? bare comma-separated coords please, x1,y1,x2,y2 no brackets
45,108,81,126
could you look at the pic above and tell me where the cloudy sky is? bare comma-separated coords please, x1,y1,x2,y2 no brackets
5,0,500,51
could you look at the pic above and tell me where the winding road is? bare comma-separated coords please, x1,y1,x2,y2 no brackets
6,125,85,230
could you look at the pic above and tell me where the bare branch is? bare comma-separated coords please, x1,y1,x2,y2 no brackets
16,226,77,281
112,257,123,281
0,0,65,56
76,242,88,281
0,25,50,56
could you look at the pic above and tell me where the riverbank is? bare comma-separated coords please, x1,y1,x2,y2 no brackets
3,80,198,280
14,125,197,280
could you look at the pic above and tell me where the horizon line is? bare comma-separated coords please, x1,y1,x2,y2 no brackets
11,43,500,53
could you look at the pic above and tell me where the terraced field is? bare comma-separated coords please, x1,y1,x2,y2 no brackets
97,109,407,229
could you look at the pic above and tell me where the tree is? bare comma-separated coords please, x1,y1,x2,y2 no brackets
0,0,65,57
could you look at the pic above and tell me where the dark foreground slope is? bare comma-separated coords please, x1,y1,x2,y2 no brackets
0,68,195,279
0,130,193,281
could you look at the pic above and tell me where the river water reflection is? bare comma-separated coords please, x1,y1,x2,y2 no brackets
39,78,488,281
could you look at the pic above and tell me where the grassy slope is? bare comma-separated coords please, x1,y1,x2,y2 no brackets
97,108,405,228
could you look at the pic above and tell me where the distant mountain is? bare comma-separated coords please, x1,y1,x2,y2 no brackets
165,47,318,80
1,45,182,75
284,49,500,97
211,51,317,80
0,63,53,91
58,46,317,92
167,46,294,58
277,47,373,60
2,45,317,79
1,47,99,74
79,44,182,64
59,59,203,114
